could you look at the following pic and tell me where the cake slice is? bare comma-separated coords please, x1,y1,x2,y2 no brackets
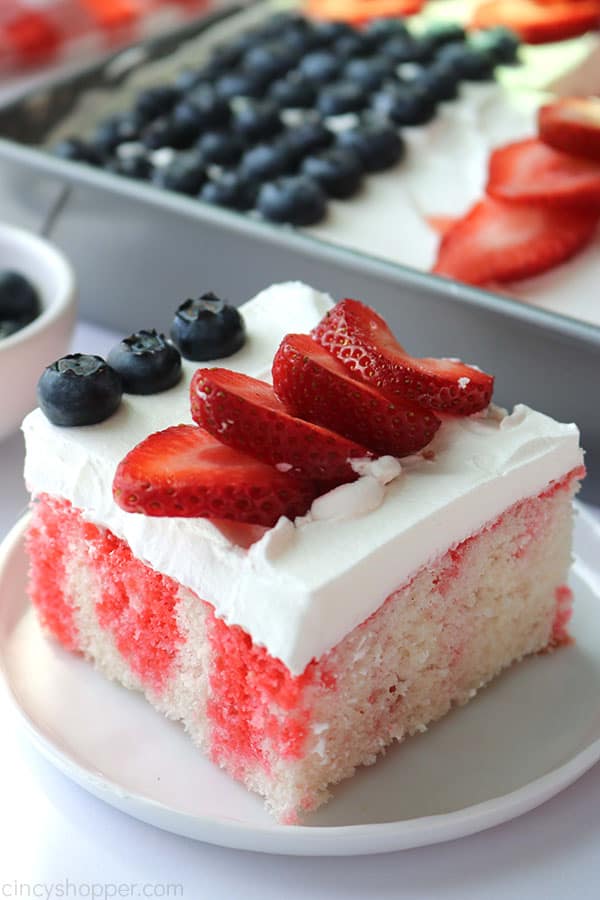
22,282,584,823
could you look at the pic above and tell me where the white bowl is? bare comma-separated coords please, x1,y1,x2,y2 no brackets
0,224,77,442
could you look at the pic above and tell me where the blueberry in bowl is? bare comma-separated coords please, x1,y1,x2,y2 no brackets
0,224,76,441
0,271,41,337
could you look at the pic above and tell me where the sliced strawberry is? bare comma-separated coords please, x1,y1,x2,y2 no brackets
433,196,599,286
539,97,600,162
113,424,318,525
305,0,424,25
272,333,441,457
311,299,493,415
190,368,372,482
487,138,600,208
471,0,600,44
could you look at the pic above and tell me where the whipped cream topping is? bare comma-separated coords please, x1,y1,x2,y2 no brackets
22,283,583,674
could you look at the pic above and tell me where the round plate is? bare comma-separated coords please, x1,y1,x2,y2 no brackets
1,508,600,856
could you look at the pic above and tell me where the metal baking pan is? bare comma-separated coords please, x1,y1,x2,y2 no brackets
0,1,599,502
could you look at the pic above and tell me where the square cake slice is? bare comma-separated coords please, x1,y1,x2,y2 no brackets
22,282,584,823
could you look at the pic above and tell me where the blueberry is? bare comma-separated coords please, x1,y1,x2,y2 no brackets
363,17,411,45
37,354,122,427
281,120,334,164
231,99,283,142
106,155,151,180
107,330,181,394
173,87,231,130
240,141,292,181
299,51,341,83
257,175,327,226
344,57,396,91
372,85,436,125
196,130,244,166
268,73,317,109
317,82,368,117
280,23,322,56
199,172,258,211
106,154,153,180
175,68,209,93
0,270,40,326
0,320,24,340
413,61,460,101
333,33,369,60
300,147,363,199
258,12,307,39
436,43,495,80
215,71,266,100
337,121,404,171
228,28,267,57
91,114,131,156
204,42,246,76
141,116,198,150
134,86,180,122
422,22,466,49
470,27,521,64
311,20,355,45
243,41,297,81
170,293,246,361
53,138,102,166
153,152,206,194
380,35,433,64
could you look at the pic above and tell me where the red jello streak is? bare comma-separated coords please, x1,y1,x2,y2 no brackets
206,610,337,774
27,495,80,651
27,495,183,692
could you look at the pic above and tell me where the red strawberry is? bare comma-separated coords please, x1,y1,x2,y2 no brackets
113,424,318,526
487,138,600,208
311,299,493,415
272,333,441,457
471,0,600,44
539,97,600,162
433,196,598,286
190,368,372,482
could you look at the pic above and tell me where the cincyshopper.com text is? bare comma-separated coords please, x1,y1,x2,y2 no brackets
1,883,184,900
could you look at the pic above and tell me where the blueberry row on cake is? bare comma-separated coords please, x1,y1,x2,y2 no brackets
52,10,520,225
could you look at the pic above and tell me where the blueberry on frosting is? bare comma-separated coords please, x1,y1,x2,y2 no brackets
37,354,122,426
170,293,246,361
107,330,182,394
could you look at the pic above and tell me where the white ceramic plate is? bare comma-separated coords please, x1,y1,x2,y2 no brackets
1,507,600,856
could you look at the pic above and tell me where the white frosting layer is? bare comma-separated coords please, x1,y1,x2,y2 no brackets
22,283,583,674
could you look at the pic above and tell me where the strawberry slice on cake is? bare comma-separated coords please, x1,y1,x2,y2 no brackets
113,424,320,525
311,298,494,414
272,332,441,458
189,368,373,483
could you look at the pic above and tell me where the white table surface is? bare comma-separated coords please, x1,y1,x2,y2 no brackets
0,319,598,897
